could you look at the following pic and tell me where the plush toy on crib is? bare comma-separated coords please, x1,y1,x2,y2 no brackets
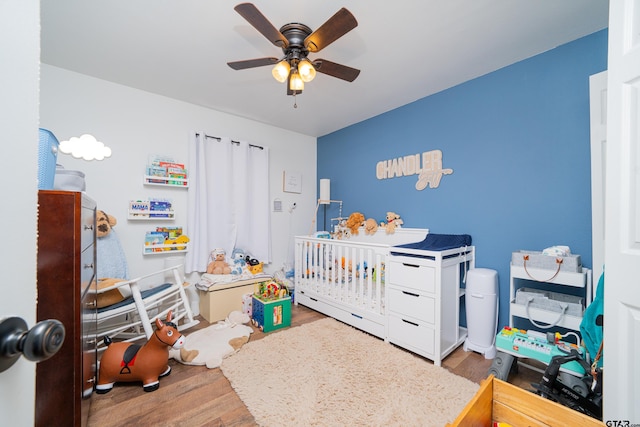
364,218,378,235
346,212,365,236
381,211,403,234
207,248,232,275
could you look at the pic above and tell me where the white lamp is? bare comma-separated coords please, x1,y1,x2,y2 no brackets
319,179,330,204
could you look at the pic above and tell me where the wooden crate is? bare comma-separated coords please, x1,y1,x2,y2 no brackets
446,375,604,427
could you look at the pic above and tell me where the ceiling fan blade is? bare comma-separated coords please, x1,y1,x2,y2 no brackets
227,57,279,70
313,59,360,82
234,3,288,48
305,8,358,53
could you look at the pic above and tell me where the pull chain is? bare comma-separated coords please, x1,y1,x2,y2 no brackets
293,92,298,109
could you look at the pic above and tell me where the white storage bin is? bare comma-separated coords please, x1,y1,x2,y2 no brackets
53,166,86,191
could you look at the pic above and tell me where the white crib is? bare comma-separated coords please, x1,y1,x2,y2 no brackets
294,228,475,365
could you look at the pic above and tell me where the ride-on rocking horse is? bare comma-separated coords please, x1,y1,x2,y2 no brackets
96,311,185,393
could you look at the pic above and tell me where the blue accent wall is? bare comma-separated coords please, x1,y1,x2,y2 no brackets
317,29,608,329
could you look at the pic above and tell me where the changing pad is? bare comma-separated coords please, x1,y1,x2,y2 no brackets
393,233,472,252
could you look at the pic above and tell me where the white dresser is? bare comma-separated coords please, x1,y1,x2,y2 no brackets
386,248,473,366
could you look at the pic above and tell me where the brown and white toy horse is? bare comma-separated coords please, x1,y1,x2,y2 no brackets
96,311,185,393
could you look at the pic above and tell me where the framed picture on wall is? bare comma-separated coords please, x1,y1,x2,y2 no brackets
283,170,302,193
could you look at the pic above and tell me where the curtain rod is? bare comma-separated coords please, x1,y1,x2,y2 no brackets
197,133,264,150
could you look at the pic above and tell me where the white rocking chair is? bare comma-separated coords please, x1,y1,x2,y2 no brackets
95,264,199,352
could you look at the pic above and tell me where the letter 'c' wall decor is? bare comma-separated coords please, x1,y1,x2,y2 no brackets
376,149,453,190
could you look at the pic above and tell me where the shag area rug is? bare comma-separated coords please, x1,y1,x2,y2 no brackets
221,318,478,426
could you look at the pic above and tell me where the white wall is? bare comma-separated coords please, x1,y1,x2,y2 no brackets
40,65,317,291
0,0,39,425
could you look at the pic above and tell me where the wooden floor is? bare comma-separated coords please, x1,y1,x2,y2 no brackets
87,304,541,426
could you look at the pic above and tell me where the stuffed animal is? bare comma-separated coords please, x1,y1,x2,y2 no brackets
230,248,247,275
248,262,264,274
244,252,263,274
96,311,184,393
169,311,252,369
346,212,365,236
97,210,118,238
382,211,403,234
364,218,379,235
207,248,232,274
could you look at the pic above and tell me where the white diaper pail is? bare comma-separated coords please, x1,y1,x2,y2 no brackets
463,268,498,359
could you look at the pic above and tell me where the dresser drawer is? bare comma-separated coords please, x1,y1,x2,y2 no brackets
388,313,435,357
81,206,95,251
387,287,435,324
80,244,95,295
388,261,435,293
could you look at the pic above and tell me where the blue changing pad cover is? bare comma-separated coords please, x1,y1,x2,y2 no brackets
393,233,472,252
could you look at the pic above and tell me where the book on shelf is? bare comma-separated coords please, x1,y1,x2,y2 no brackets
129,200,150,218
144,232,166,252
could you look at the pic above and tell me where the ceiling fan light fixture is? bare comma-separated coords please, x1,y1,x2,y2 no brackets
298,58,316,83
289,71,304,91
272,60,291,83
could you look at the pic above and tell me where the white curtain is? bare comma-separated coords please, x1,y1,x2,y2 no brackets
185,132,271,274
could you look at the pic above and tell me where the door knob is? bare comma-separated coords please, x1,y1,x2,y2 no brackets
0,317,65,373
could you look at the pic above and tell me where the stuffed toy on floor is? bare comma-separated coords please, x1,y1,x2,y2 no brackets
169,311,253,369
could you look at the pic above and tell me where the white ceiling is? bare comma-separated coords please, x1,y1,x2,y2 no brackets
40,1,609,138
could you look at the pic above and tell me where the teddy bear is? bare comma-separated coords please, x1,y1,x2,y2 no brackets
97,209,117,238
364,218,378,235
382,211,403,234
207,248,232,275
345,212,365,236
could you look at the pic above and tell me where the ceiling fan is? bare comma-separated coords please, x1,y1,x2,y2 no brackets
227,3,360,97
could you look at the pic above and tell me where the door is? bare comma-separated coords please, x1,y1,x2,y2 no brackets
604,0,640,422
0,1,40,426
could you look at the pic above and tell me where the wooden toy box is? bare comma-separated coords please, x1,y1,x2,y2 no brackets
446,375,603,426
